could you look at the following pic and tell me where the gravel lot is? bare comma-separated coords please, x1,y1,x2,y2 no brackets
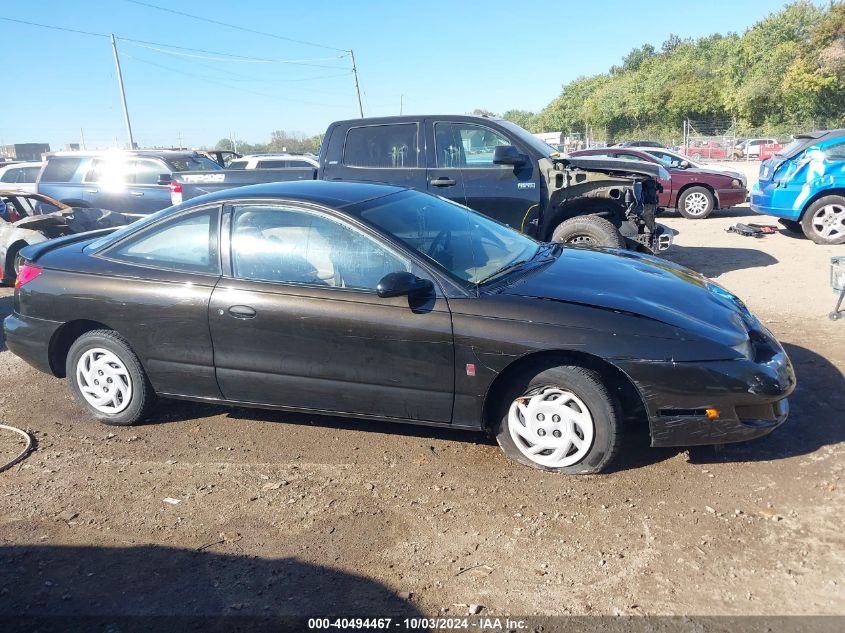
0,169,843,621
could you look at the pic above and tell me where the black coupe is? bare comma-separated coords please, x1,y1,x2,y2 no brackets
4,181,795,473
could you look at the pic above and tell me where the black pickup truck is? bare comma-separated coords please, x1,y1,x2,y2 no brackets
173,115,672,252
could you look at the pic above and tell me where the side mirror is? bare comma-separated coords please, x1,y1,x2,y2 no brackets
492,145,527,167
679,160,690,169
157,174,172,186
376,271,433,298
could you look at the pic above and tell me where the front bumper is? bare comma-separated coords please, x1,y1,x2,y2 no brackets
717,188,748,209
616,343,796,447
3,311,63,376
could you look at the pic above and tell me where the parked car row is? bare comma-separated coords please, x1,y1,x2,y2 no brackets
570,146,747,219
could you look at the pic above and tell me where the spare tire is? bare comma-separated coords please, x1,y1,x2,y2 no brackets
551,216,626,249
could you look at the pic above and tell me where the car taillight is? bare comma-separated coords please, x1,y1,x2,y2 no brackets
170,181,183,205
15,263,43,288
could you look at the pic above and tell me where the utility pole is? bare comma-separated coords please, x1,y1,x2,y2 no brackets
400,94,403,115
110,34,135,149
349,49,364,118
80,128,87,150
177,131,183,149
229,130,237,153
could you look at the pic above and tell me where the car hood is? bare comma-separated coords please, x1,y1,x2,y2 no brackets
499,247,755,347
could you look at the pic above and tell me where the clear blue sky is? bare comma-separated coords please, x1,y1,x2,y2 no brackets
1,0,804,150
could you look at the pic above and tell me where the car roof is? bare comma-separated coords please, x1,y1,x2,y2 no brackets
47,150,207,160
183,179,407,210
330,114,504,126
0,161,43,169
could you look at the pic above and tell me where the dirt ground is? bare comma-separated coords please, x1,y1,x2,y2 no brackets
0,169,843,623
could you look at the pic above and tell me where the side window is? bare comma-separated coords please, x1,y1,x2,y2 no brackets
228,160,248,169
21,166,42,182
40,157,82,182
616,152,648,162
822,142,845,161
0,168,18,183
434,123,512,168
230,204,409,291
106,209,220,273
288,160,313,168
343,124,418,168
86,159,132,185
134,159,167,185
256,159,288,168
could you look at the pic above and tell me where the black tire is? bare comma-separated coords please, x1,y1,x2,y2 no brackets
2,243,25,286
777,218,803,234
801,195,845,245
551,216,626,249
494,364,622,474
66,330,156,426
677,186,715,219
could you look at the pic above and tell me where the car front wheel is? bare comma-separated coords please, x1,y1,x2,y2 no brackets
66,330,156,426
494,364,622,474
551,216,626,249
677,186,715,219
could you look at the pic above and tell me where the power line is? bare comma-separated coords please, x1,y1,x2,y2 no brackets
123,0,348,53
0,16,108,39
120,40,347,68
0,15,347,65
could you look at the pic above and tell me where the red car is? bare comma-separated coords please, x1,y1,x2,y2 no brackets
570,147,748,219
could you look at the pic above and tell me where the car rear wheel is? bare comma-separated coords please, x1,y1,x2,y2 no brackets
66,330,156,426
677,186,715,219
494,364,622,474
551,216,626,249
801,196,845,245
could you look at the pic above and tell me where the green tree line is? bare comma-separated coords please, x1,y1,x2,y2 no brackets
498,1,844,143
214,130,322,155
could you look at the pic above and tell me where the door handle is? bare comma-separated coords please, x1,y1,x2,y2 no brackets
430,177,456,187
227,305,256,319
85,189,99,194
129,191,144,197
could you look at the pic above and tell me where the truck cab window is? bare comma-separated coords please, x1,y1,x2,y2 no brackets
434,123,511,168
343,124,418,168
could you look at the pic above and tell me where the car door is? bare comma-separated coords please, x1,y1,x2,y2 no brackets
208,201,455,423
131,159,176,214
82,157,134,212
425,120,540,231
321,122,428,190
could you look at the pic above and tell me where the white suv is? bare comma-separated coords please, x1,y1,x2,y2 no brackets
227,154,319,169
0,161,43,193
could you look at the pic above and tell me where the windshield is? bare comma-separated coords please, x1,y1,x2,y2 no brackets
355,190,539,284
166,155,222,172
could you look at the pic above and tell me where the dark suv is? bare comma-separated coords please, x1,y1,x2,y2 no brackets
37,150,221,214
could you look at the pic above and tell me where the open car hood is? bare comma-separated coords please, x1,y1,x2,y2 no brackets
556,156,667,181
14,208,134,233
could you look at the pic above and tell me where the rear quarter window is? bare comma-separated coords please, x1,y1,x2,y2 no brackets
0,168,19,183
228,160,248,169
41,157,83,182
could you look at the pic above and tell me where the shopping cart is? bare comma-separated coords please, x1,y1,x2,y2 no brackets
830,256,845,321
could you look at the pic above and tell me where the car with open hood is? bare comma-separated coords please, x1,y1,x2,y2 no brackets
0,190,134,285
4,180,794,473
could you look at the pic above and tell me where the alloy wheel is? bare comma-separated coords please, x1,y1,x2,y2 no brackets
507,387,595,468
75,348,133,414
810,203,845,240
684,191,710,216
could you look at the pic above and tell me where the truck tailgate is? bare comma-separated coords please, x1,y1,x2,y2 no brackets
174,167,318,203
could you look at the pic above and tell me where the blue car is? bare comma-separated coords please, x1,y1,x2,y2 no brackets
751,128,845,244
